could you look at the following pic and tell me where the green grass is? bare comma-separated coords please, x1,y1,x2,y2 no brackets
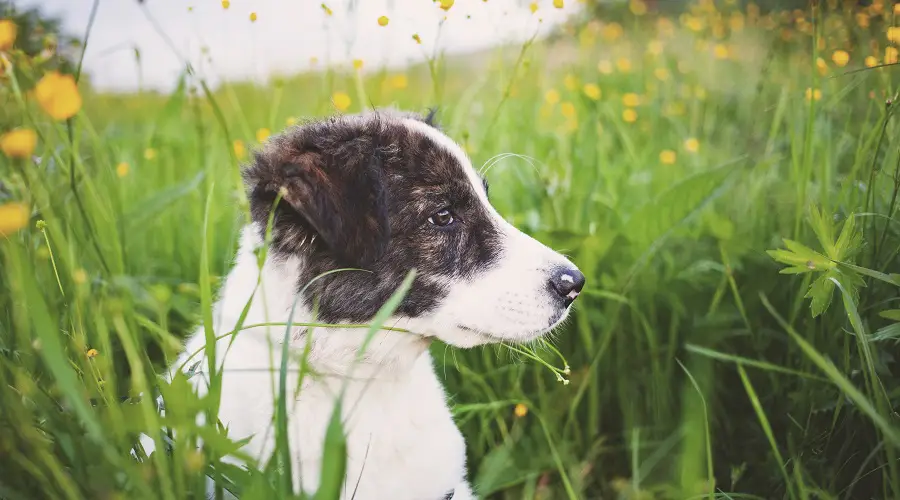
2,1,900,498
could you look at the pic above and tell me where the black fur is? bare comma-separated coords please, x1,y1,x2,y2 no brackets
242,109,503,324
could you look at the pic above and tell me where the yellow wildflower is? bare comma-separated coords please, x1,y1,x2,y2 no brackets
544,88,560,105
389,74,408,89
412,33,422,44
0,202,29,237
895,3,900,14
616,57,632,72
35,71,82,121
887,46,899,64
221,0,230,9
597,60,613,74
0,128,37,158
857,12,870,29
439,0,454,11
256,128,270,142
889,27,900,44
563,73,578,91
0,19,16,50
647,40,664,56
116,162,130,178
583,83,601,101
695,87,707,100
72,268,88,285
560,102,576,119
144,148,157,160
805,87,822,101
713,44,730,59
332,91,352,112
513,403,528,418
816,57,828,75
321,3,333,15
286,116,298,126
622,109,637,122
249,12,257,22
729,12,745,32
866,55,878,67
684,138,699,153
629,0,647,16
378,16,389,26
233,139,246,159
553,0,564,8
529,2,538,14
87,348,99,359
622,93,641,107
831,50,849,67
602,23,623,41
659,150,676,165
353,59,364,70
654,68,670,81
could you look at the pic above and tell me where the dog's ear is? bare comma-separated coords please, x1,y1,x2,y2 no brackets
245,143,390,269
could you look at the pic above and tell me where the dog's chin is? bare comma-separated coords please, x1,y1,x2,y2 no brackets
438,307,571,349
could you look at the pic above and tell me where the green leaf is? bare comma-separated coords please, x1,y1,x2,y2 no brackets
872,322,900,342
834,212,862,261
808,205,836,259
835,260,900,286
806,272,836,317
314,400,347,500
766,239,834,274
878,309,900,321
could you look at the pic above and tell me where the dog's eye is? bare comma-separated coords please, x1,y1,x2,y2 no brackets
428,208,455,227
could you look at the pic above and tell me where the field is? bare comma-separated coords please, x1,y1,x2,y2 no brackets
3,0,900,498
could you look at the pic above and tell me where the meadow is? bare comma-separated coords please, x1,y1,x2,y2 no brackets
2,0,900,498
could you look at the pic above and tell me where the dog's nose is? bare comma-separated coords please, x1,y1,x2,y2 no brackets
549,267,585,306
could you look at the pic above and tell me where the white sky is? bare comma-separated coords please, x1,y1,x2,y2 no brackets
18,0,581,93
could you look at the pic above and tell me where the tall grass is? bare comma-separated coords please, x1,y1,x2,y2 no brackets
2,0,900,499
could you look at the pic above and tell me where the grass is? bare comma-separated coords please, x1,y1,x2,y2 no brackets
2,0,900,498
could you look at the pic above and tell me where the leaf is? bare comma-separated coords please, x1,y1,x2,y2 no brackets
123,171,206,229
878,309,900,321
834,211,862,261
766,239,834,274
872,322,900,342
808,205,836,259
314,400,347,500
806,272,836,317
835,260,900,286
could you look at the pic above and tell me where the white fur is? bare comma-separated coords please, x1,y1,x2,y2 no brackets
150,119,577,499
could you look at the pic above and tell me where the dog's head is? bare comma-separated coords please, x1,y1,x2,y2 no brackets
243,109,584,348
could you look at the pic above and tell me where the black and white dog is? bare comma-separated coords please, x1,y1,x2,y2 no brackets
170,108,585,499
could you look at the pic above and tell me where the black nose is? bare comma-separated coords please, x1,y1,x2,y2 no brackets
549,267,585,306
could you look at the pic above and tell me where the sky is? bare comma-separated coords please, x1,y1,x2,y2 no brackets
17,0,582,93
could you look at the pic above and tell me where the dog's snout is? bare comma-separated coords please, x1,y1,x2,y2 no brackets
549,267,585,306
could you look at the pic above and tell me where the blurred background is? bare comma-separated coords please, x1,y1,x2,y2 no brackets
2,0,900,499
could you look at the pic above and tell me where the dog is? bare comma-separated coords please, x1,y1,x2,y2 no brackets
166,108,585,499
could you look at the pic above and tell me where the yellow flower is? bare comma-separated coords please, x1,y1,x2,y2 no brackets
684,137,699,153
439,0,454,11
144,148,157,160
0,202,29,237
622,93,641,107
622,109,637,122
353,59,364,70
87,348,99,359
729,12,745,32
654,67,670,81
221,0,230,9
513,403,528,418
895,3,900,14
0,19,17,50
816,57,828,75
805,87,822,101
560,101,576,119
233,139,246,158
332,91,352,112
602,23,623,42
887,46,899,64
321,3,333,15
616,57,632,72
713,44,730,59
0,128,37,158
695,86,707,100
529,2,538,14
116,162,130,178
889,27,900,44
72,268,88,285
647,40,664,56
563,73,578,91
249,12,257,22
583,83,601,100
659,150,677,165
35,71,82,121
544,88,560,104
286,116,298,126
629,0,647,16
378,15,389,26
553,0,564,8
389,74,408,89
597,60,613,74
866,55,878,67
857,12,870,29
831,50,849,67
256,128,270,142
412,33,422,44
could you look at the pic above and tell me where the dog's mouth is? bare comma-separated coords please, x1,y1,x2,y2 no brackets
456,320,561,343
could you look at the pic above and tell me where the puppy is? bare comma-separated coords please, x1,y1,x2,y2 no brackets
171,108,585,499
